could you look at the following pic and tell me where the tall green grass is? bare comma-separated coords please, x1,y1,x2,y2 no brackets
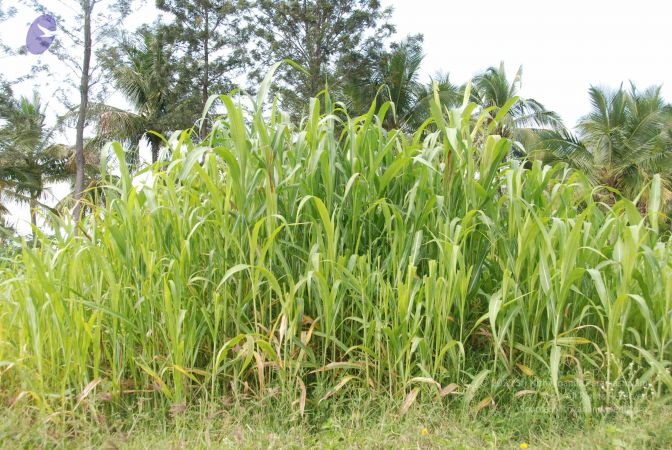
1,76,671,417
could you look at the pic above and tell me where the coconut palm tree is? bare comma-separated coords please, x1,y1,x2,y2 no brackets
94,28,175,165
471,63,565,152
0,215,15,243
411,72,463,128
0,173,23,223
376,35,425,130
535,84,672,202
343,35,462,131
52,137,115,219
342,34,423,128
0,93,72,232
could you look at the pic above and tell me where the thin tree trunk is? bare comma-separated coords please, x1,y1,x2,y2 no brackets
73,0,94,226
151,138,160,164
30,193,37,237
201,8,209,140
203,10,210,106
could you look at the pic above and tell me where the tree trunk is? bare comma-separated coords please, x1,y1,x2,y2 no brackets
30,193,37,237
201,8,209,140
72,0,94,227
203,10,210,106
151,138,160,164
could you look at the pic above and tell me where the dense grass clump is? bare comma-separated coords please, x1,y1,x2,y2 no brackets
1,79,671,420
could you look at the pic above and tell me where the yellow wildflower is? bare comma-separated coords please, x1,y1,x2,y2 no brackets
520,443,529,449
421,427,429,436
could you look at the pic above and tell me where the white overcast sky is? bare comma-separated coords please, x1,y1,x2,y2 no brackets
2,0,671,232
389,0,672,128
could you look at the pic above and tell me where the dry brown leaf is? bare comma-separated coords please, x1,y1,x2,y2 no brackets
516,363,535,377
278,314,288,345
399,388,420,416
75,378,102,409
474,395,495,413
440,383,459,397
319,375,358,403
515,390,538,397
302,318,319,346
312,361,366,373
253,351,265,394
301,315,315,325
410,377,441,389
297,378,306,417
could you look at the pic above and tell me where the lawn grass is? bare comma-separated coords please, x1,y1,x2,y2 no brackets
2,397,671,449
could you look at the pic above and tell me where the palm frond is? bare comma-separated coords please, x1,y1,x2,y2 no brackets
532,129,595,177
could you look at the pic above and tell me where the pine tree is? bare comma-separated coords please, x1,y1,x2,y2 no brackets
247,0,394,116
156,0,249,132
